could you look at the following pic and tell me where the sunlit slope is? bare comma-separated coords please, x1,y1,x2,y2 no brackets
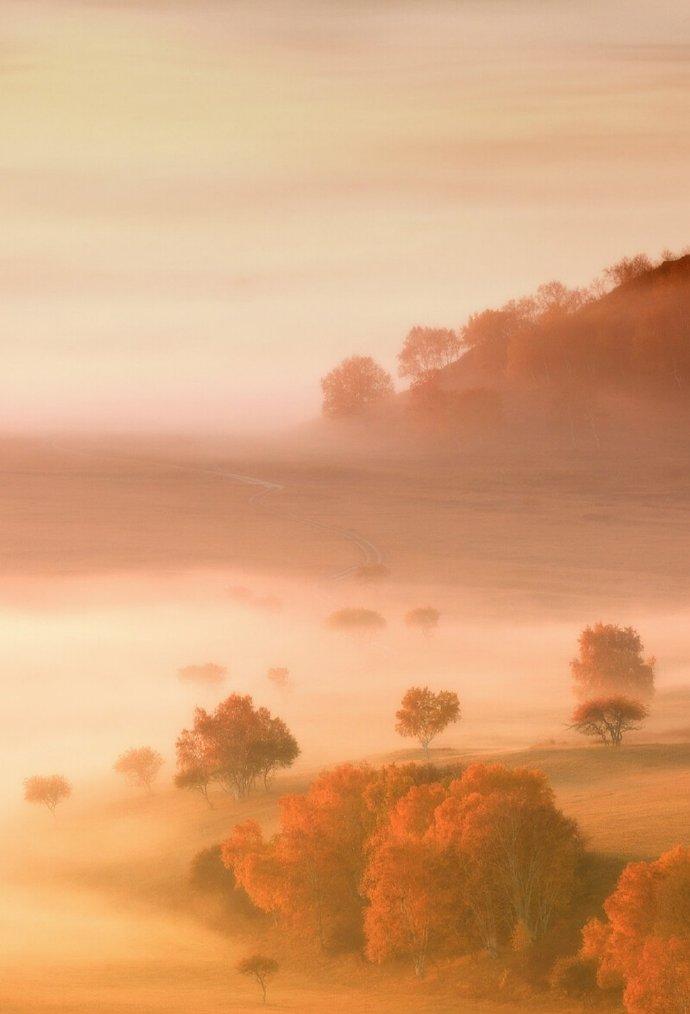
2,741,689,1011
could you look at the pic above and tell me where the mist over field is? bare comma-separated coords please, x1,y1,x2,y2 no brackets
2,1,690,1012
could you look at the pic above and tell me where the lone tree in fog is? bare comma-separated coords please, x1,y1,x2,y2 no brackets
177,662,227,687
267,666,290,689
395,686,461,756
175,694,299,802
397,326,461,382
321,355,394,418
326,607,386,632
405,606,440,635
24,774,71,815
571,623,655,701
114,747,164,791
237,954,278,1004
571,697,648,746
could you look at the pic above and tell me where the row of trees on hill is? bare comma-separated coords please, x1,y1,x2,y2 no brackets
320,249,690,424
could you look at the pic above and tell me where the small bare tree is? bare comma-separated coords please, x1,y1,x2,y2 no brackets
237,954,278,1004
570,697,648,746
114,747,164,791
24,775,71,815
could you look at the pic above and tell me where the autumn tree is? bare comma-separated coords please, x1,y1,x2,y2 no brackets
114,746,164,791
363,783,464,976
581,846,690,1012
432,764,583,951
571,697,648,746
326,607,386,631
224,764,380,951
395,686,461,756
321,355,394,418
174,727,216,807
605,253,653,288
571,623,655,701
397,326,461,383
24,775,71,815
363,763,583,966
267,666,290,689
175,694,299,802
237,954,278,1004
404,606,440,635
177,662,227,686
461,300,534,372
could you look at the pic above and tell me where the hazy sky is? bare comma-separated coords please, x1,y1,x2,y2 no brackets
2,0,689,430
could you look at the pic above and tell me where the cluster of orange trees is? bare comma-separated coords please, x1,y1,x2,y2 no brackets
175,693,300,806
552,846,690,1012
222,760,583,974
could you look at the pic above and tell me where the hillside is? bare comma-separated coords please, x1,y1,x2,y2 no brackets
384,254,690,453
3,742,688,1013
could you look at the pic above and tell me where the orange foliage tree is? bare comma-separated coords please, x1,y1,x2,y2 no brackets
363,783,464,976
571,624,655,701
321,355,394,418
175,694,299,803
432,764,582,952
114,746,164,790
395,686,461,756
571,697,648,746
225,764,378,950
397,326,461,383
581,846,690,1013
24,774,71,815
404,607,440,635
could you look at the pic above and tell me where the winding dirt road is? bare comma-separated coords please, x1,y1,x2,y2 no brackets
185,463,384,581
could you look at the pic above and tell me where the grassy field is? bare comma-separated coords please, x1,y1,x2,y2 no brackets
1,438,689,617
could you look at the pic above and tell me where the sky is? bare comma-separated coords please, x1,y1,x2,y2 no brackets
1,0,689,431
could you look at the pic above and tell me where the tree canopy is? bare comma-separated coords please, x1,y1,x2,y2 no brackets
570,697,648,746
114,747,164,790
397,326,461,382
24,774,71,814
175,694,299,802
223,761,582,972
395,686,460,755
571,624,655,700
321,355,394,418
582,846,690,1012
